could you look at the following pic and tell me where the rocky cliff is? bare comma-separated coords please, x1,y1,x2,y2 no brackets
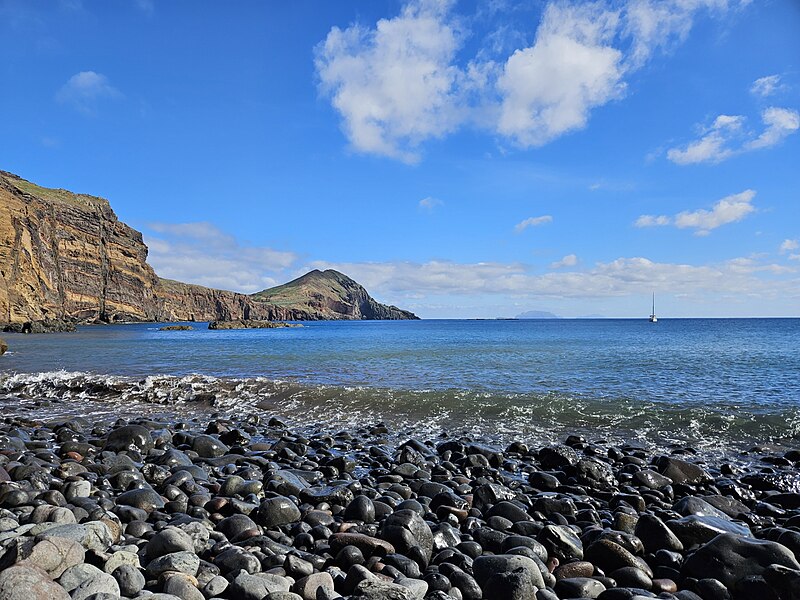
251,269,418,320
0,171,418,326
0,170,161,324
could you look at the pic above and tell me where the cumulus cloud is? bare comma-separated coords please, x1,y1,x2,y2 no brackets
496,3,624,146
666,114,744,165
635,214,671,227
635,190,756,236
668,107,799,164
144,222,297,293
780,239,799,253
316,0,745,160
418,196,443,211
56,71,122,115
314,0,463,162
750,74,782,98
515,215,553,233
745,107,800,150
307,254,797,303
551,254,578,268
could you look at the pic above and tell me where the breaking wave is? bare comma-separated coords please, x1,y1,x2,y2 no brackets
1,370,799,456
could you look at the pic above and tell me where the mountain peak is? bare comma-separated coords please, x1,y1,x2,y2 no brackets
251,269,417,320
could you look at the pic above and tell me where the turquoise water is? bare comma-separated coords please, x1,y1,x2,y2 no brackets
1,318,798,449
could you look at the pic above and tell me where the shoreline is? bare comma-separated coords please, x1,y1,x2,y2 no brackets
2,369,800,463
1,407,800,599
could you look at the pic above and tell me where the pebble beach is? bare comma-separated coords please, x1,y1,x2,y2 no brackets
3,407,800,600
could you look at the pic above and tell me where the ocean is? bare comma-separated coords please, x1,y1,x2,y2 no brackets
1,318,798,454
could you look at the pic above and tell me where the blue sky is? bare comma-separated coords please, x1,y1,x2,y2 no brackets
1,0,798,318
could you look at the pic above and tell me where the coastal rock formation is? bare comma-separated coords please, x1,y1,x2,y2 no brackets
0,170,161,325
207,320,302,330
250,269,418,320
0,170,417,327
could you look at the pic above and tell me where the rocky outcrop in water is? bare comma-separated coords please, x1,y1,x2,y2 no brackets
207,320,302,330
0,171,417,327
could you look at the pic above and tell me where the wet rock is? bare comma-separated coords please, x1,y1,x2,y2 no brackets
380,509,434,560
655,456,710,484
682,533,800,587
538,524,583,560
667,515,751,547
344,495,377,523
116,487,165,513
192,434,229,458
254,495,302,528
554,576,607,598
105,425,154,454
473,554,546,590
635,514,684,553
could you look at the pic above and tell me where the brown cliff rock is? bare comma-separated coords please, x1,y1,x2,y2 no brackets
0,171,418,326
0,171,160,324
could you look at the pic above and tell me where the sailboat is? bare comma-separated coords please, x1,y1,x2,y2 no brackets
649,293,657,323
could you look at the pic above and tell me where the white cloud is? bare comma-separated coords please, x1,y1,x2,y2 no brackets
56,71,122,115
635,214,671,228
515,215,552,233
780,239,799,253
144,222,297,293
314,0,463,163
674,189,756,234
551,254,578,268
635,189,756,235
745,107,800,150
418,196,443,211
496,3,624,146
750,74,782,98
307,254,797,303
666,114,743,164
668,108,799,164
316,0,745,161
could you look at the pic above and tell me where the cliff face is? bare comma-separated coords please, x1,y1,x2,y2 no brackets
0,171,418,325
0,171,161,324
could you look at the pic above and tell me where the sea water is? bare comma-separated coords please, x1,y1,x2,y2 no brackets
1,318,798,452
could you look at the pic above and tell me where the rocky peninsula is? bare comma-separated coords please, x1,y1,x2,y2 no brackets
2,403,800,600
0,170,417,331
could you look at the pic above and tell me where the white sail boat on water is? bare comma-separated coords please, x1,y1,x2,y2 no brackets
649,293,657,323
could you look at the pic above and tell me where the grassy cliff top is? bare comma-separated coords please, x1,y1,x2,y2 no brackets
250,269,354,306
1,171,110,210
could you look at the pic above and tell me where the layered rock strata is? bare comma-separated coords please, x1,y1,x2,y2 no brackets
0,171,417,328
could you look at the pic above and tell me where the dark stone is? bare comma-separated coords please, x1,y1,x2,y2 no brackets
682,533,800,587
254,495,302,528
104,425,153,454
380,509,434,560
554,577,607,598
